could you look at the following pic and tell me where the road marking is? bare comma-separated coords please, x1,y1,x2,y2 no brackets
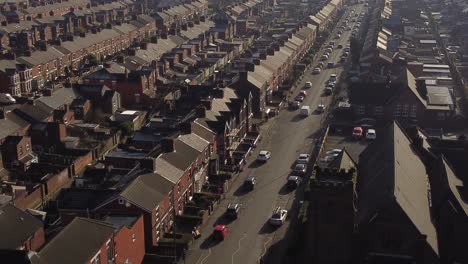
258,236,273,263
199,248,212,264
231,234,248,264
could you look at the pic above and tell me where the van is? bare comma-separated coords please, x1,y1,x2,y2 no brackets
0,93,16,104
300,106,311,117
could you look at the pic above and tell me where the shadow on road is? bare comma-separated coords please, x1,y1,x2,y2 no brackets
290,114,305,122
199,235,221,249
248,160,264,168
278,183,294,195
213,214,236,227
258,220,278,235
233,184,250,197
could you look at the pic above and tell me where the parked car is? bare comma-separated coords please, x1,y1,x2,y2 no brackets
326,149,342,155
329,74,337,82
335,34,341,39
325,48,333,53
316,104,325,113
324,87,333,95
327,62,335,68
226,204,240,219
293,163,307,176
300,106,311,116
257,151,271,162
304,82,312,89
213,225,229,240
317,62,325,68
289,100,301,109
270,207,288,226
296,154,311,164
313,67,321,74
299,90,307,97
295,95,305,102
287,176,302,189
0,93,16,104
244,176,256,190
366,129,377,140
352,127,364,139
320,153,339,162
320,55,329,61
337,44,343,49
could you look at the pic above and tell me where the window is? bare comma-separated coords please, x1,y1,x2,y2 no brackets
19,146,23,156
393,104,401,117
132,233,136,242
118,198,125,204
90,251,101,264
356,104,365,115
410,104,417,117
106,240,114,263
402,104,409,117
26,143,30,151
374,106,384,116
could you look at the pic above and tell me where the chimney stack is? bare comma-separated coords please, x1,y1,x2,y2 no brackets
160,138,175,152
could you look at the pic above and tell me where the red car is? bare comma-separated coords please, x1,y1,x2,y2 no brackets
352,127,363,139
213,225,229,240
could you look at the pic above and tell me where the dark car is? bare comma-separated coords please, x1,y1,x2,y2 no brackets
226,203,240,219
244,176,256,191
289,100,301,109
287,176,302,189
293,164,307,176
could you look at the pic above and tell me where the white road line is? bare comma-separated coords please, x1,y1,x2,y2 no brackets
231,234,248,264
199,248,212,264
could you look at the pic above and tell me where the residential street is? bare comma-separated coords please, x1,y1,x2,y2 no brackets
186,5,363,264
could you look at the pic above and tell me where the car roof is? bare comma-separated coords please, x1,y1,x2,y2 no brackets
214,225,226,231
245,176,255,181
367,129,376,133
288,176,300,180
228,204,239,209
295,163,306,168
259,150,269,155
299,154,309,157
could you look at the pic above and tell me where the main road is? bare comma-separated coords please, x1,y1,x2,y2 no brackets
186,4,364,264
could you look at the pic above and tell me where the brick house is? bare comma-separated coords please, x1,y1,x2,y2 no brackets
38,216,145,264
83,63,157,107
0,203,45,251
95,171,174,252
1,135,37,171
355,122,439,263
305,151,357,263
349,69,456,127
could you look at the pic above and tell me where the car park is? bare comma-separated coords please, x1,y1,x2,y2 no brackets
287,176,302,189
244,176,256,190
270,207,288,226
313,67,322,74
226,204,240,219
366,129,377,140
257,151,271,162
293,163,307,176
213,225,229,240
352,127,364,139
296,154,311,164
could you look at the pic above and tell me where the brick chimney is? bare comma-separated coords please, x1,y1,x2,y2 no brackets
179,122,192,134
140,158,156,172
200,98,212,110
196,105,206,117
160,138,175,152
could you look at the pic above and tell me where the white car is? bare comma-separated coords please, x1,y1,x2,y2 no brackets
296,154,311,164
326,149,342,155
257,151,271,162
320,153,339,162
366,129,377,139
313,67,321,74
0,93,16,104
329,74,337,82
304,82,313,89
270,207,288,226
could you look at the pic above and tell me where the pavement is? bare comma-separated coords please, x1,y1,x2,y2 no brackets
184,4,365,264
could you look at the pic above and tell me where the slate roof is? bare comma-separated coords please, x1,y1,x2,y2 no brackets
357,121,438,255
155,156,185,184
120,173,173,212
13,104,51,123
177,133,209,152
159,139,199,172
0,118,23,141
0,203,43,250
38,218,115,264
35,88,79,111
56,188,118,211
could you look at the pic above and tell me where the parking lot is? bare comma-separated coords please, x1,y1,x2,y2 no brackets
317,128,370,166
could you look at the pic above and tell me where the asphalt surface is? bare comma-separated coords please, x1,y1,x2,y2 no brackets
185,4,365,264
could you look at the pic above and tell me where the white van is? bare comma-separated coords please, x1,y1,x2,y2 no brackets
0,93,16,104
300,106,311,117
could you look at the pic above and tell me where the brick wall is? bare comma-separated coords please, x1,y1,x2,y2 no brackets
13,185,44,210
24,227,45,251
114,215,145,264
